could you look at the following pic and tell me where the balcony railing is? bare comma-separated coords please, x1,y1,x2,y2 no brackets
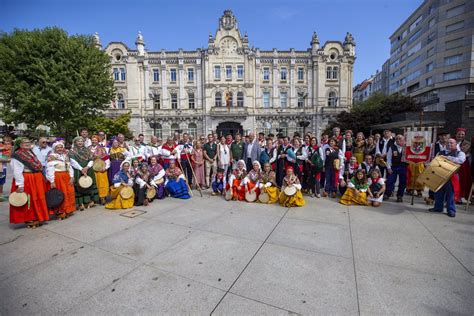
209,106,248,116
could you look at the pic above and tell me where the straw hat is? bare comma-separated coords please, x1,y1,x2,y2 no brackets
9,192,28,207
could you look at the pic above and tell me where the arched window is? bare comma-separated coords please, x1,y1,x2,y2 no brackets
328,91,338,107
279,122,288,137
326,67,332,79
237,92,244,107
117,94,125,109
332,66,339,80
188,123,197,139
215,92,222,107
155,123,162,139
225,91,233,107
171,123,180,134
262,122,272,135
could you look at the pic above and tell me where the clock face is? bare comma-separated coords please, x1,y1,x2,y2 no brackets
220,37,238,55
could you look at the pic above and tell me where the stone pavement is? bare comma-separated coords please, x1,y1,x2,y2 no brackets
0,184,473,315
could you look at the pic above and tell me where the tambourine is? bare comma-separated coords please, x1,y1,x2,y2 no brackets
92,159,106,172
284,185,297,196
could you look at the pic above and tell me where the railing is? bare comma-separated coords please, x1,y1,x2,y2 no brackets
209,106,248,116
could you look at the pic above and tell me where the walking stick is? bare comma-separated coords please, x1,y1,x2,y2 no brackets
185,151,203,197
176,157,193,197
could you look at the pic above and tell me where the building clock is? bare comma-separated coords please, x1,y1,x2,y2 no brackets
220,37,238,55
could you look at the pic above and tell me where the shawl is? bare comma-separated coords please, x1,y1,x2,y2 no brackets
112,169,131,184
137,168,150,182
148,162,163,177
260,170,276,184
47,151,70,163
166,166,182,179
350,177,368,190
89,145,108,160
69,138,93,163
283,174,300,186
247,169,260,182
12,148,43,172
109,146,126,160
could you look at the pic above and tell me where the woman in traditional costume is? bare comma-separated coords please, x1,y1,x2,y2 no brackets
69,137,99,210
305,137,324,198
130,158,140,177
243,161,261,202
217,136,231,184
323,138,343,198
46,142,76,219
279,167,305,207
367,169,385,207
226,159,247,201
344,130,354,162
191,141,205,189
134,162,154,206
148,156,166,199
339,169,369,206
165,161,191,199
353,132,366,164
108,139,130,183
293,138,307,186
105,160,135,209
258,162,279,203
89,135,110,205
364,135,376,158
10,138,49,228
339,156,360,195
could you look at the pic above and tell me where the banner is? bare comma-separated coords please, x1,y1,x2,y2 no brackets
405,129,431,163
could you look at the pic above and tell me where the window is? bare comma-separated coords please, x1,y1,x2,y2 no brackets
426,77,433,86
280,92,288,108
188,123,197,139
188,68,194,82
428,19,436,28
153,69,160,82
326,67,332,79
263,92,270,108
117,94,125,109
237,65,244,79
297,92,305,108
406,70,421,82
446,21,464,33
407,82,419,93
444,54,462,66
407,55,423,70
332,67,338,80
263,67,270,81
407,42,422,56
170,69,177,83
297,67,304,81
171,123,180,134
279,122,288,137
280,67,287,81
409,15,422,32
120,68,126,81
188,93,195,109
237,92,244,107
407,29,422,45
447,4,464,18
427,32,435,44
153,94,160,110
155,123,162,139
445,37,463,50
171,93,178,109
427,47,434,57
443,70,462,81
426,62,434,72
215,92,222,107
328,91,337,107
429,5,436,14
226,65,232,79
214,66,221,80
113,68,120,81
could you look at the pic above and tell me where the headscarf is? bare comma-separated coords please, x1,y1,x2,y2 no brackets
137,162,150,181
237,159,246,171
113,160,131,184
69,136,92,163
11,138,43,172
47,142,69,163
148,160,163,177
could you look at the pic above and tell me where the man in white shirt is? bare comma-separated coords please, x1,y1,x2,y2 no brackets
32,137,52,174
384,134,407,202
147,136,162,160
375,129,393,177
80,128,92,148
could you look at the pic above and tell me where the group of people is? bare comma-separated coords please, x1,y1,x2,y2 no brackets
1,125,469,228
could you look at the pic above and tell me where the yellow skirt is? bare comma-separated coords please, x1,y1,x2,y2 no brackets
279,190,305,207
95,171,109,198
259,186,280,204
407,162,425,191
353,152,364,164
339,188,368,206
105,185,134,209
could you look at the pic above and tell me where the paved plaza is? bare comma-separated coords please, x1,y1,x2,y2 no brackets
0,178,473,315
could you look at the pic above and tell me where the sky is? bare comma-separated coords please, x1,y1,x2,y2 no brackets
0,0,422,84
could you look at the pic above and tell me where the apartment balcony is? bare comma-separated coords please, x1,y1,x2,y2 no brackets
209,106,248,117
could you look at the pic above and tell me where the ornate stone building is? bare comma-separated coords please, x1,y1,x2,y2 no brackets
99,10,356,138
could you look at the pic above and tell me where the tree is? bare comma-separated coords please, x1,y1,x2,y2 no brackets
325,93,423,135
0,28,115,140
84,112,133,140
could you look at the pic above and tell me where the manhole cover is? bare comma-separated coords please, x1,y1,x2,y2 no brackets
120,209,147,218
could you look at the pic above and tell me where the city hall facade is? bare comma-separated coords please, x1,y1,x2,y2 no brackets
100,10,356,139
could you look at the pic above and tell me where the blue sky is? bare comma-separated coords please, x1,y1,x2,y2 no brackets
1,0,422,84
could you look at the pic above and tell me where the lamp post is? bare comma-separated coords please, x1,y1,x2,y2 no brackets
299,93,310,135
148,93,156,136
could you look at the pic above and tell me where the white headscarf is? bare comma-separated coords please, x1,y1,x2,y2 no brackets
237,159,246,171
252,160,261,171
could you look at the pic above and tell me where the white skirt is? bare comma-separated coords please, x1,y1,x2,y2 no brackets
368,194,383,203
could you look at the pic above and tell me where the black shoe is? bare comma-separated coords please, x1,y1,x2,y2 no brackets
396,196,403,203
447,212,456,218
428,208,442,213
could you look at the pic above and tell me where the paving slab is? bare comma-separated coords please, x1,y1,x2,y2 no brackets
0,245,137,314
149,230,261,290
350,208,471,280
286,200,349,226
93,219,193,261
267,217,352,258
152,205,226,228
231,243,358,315
213,293,297,315
231,200,289,218
65,264,224,315
357,260,474,315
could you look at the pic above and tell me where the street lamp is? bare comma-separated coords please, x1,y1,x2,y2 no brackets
148,93,156,136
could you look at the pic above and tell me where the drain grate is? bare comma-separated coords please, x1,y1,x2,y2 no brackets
120,209,147,218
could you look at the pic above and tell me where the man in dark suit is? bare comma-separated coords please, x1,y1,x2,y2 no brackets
243,132,261,171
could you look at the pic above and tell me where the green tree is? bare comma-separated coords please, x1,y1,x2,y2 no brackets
85,112,133,140
0,27,115,140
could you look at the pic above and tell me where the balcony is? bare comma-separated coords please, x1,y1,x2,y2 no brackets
210,106,248,117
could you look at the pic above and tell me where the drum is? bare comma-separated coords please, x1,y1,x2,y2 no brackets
245,190,257,202
9,192,28,207
333,159,341,170
417,155,461,192
120,186,134,199
258,192,269,203
46,188,65,209
154,177,164,185
284,185,297,196
78,175,93,189
146,187,156,200
225,189,233,201
92,159,106,172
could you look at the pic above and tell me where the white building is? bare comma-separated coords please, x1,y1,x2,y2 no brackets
101,10,356,138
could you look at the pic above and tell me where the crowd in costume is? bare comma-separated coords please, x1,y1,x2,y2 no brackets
2,124,471,228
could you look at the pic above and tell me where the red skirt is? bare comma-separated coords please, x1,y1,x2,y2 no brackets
10,173,49,224
231,179,245,201
458,160,471,200
48,171,76,215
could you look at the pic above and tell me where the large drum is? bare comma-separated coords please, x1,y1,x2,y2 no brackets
417,155,460,192
284,185,297,196
92,159,106,172
245,190,257,202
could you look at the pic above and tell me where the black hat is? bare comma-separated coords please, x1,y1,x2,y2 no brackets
46,188,65,209
437,130,449,136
